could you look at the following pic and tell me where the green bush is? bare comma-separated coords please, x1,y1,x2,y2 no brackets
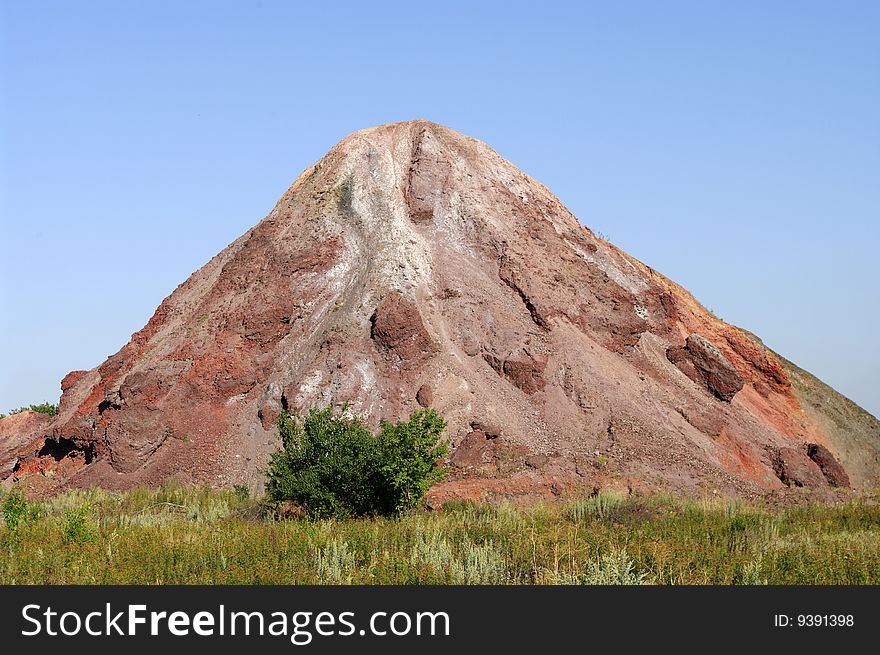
266,405,448,518
1,402,59,419
2,488,28,532
62,505,98,545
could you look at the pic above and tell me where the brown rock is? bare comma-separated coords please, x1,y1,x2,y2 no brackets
0,410,51,439
770,447,827,488
405,127,451,224
461,333,480,357
10,435,95,483
753,381,772,398
725,329,790,391
61,370,87,392
501,349,547,395
370,291,438,368
448,430,528,478
0,410,53,480
449,430,492,469
676,407,726,437
525,454,549,469
667,334,744,402
258,402,281,431
415,384,433,407
470,421,502,439
806,443,850,488
482,350,505,376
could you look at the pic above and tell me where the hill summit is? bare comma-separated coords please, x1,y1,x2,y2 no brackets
4,120,878,500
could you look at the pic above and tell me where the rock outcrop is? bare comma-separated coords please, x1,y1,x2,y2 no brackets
806,443,851,488
0,411,51,480
667,334,745,402
4,120,876,499
370,291,438,369
770,447,827,488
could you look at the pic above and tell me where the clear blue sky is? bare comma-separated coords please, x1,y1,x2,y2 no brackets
1,1,878,417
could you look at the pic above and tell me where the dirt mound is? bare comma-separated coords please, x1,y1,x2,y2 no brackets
6,120,878,498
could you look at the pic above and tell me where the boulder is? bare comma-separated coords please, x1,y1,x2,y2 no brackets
415,384,433,407
449,430,493,470
470,420,502,439
667,334,744,402
370,291,438,368
770,447,826,488
806,443,850,488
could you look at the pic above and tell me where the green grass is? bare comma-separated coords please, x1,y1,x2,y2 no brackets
1,487,878,584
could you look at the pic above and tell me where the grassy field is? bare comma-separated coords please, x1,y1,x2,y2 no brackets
1,486,878,584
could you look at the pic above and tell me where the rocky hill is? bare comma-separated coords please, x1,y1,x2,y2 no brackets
3,120,877,501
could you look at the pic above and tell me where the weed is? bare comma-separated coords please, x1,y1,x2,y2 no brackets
567,491,626,521
450,541,509,584
581,548,653,585
62,505,98,545
316,538,357,584
410,526,456,572
740,555,769,585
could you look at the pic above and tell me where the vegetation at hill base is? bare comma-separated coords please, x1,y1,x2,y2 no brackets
2,485,878,585
0,402,59,419
266,406,448,518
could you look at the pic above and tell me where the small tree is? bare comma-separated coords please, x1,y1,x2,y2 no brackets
376,409,449,514
266,405,448,518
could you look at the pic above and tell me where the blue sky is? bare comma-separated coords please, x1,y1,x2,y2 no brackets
1,1,878,416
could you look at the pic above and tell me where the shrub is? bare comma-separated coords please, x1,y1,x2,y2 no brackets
739,556,769,585
376,408,449,513
62,505,98,545
581,548,653,585
2,488,28,532
450,541,509,584
2,402,59,418
265,405,448,518
232,484,250,502
315,538,357,583
410,526,456,571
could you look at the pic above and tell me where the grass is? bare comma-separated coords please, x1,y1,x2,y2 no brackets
1,486,878,584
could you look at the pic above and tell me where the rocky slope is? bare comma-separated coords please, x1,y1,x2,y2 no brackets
2,120,877,501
